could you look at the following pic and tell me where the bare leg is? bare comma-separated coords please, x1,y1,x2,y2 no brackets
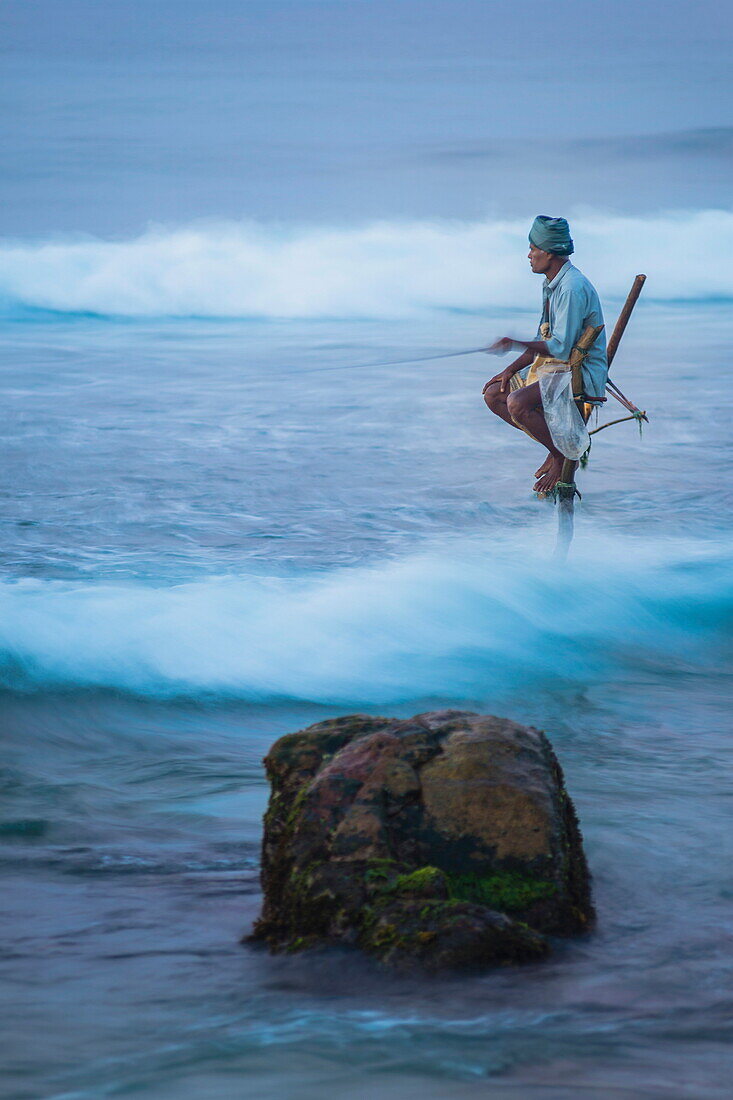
484,381,553,481
482,381,522,428
506,382,565,492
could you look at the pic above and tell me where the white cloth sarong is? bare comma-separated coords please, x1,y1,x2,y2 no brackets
535,361,590,460
509,319,591,460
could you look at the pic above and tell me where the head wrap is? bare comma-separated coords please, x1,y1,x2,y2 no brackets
529,215,574,256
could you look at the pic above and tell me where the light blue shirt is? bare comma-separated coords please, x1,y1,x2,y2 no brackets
521,261,608,401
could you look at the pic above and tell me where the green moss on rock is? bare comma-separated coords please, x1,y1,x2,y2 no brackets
447,870,558,912
364,859,400,884
389,866,449,898
360,895,549,971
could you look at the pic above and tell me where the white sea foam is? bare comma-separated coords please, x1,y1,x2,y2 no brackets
0,537,729,701
0,210,731,318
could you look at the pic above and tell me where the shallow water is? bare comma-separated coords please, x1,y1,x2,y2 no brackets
1,302,732,1099
3,2,733,1096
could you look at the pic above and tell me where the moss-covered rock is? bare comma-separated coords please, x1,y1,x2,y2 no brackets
249,710,593,972
389,865,450,899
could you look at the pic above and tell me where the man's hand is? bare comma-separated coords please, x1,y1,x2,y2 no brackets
482,366,518,395
485,336,516,355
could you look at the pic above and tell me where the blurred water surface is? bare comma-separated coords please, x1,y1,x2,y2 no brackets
2,1,733,1096
1,302,732,1099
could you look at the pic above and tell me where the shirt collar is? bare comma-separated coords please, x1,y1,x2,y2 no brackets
544,260,573,293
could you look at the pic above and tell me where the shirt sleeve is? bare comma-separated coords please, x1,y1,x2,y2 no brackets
545,284,586,361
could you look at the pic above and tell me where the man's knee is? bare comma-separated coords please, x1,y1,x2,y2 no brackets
483,381,505,412
506,390,524,421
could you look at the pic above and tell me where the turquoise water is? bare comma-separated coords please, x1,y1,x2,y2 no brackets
2,304,732,1099
2,1,733,1096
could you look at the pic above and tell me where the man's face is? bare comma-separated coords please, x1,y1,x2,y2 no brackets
528,244,554,274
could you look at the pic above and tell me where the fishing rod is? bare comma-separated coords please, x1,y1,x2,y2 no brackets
605,378,648,421
554,274,647,562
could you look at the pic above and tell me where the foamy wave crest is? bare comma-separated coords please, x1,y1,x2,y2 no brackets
1,210,732,318
0,538,729,702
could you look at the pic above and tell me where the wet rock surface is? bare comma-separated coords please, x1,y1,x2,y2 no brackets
250,711,593,972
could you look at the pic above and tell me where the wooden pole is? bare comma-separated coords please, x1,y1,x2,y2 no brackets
555,324,604,558
554,275,647,560
606,275,646,368
557,322,605,486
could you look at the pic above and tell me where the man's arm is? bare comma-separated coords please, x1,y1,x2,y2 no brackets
487,336,551,358
488,285,583,362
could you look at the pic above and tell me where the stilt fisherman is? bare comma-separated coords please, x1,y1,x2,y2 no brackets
483,216,608,493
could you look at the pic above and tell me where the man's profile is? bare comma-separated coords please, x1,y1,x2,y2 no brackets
483,216,607,493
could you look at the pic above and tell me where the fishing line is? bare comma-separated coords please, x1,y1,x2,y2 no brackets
295,345,493,374
296,345,645,418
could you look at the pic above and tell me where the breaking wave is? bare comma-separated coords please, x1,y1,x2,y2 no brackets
0,536,730,702
1,210,732,319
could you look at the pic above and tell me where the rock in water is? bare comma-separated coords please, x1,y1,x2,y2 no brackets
250,711,593,972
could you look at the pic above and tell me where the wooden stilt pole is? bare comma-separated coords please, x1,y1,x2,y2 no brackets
555,324,603,559
554,275,647,561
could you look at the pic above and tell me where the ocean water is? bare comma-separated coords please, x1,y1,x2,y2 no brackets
2,299,732,1100
2,3,733,1098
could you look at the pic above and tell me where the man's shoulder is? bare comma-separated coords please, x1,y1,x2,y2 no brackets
563,264,599,299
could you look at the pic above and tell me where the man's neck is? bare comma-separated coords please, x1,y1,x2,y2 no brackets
545,257,569,283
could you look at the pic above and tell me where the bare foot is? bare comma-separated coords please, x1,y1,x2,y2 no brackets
534,452,553,479
534,456,563,495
